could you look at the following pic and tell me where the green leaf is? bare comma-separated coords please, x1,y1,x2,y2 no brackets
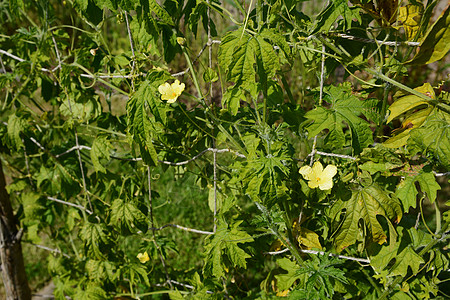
253,33,280,82
79,222,112,259
85,260,116,282
407,5,450,65
222,87,245,116
73,284,107,300
295,255,349,298
218,29,281,89
359,161,403,175
130,16,160,56
203,67,218,83
203,220,253,278
304,84,374,154
373,245,425,278
123,263,150,286
59,96,102,121
313,0,361,33
7,114,27,151
22,192,42,220
357,146,404,176
226,32,257,87
109,198,147,234
148,0,174,26
93,0,117,10
239,136,291,208
90,135,112,173
74,0,88,11
169,290,184,300
208,186,226,213
396,168,441,210
330,183,402,251
386,83,434,124
274,258,305,291
407,110,450,168
260,28,291,60
127,79,165,166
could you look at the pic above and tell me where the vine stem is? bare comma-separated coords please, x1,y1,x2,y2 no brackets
255,202,304,264
148,166,173,289
124,10,136,91
180,44,204,101
319,44,325,105
206,2,218,233
315,35,433,102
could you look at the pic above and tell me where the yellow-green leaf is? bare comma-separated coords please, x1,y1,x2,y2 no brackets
297,227,322,250
396,4,423,40
330,184,402,252
386,83,434,123
383,129,412,148
90,135,112,173
7,114,27,151
407,5,450,65
396,168,441,210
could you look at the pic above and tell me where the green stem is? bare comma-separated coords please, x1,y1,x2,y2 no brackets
72,63,129,96
180,45,204,101
241,0,255,38
80,124,127,137
435,202,441,235
361,266,382,296
315,35,433,102
377,83,390,139
256,0,263,31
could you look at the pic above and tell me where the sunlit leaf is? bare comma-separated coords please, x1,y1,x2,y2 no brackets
304,84,374,154
85,260,116,282
218,29,281,89
386,83,434,124
408,110,450,168
408,5,450,64
148,0,174,26
7,114,26,151
396,167,441,210
330,183,402,251
274,258,305,291
203,220,253,278
384,83,445,149
109,198,147,234
314,0,361,32
296,227,322,250
396,4,423,40
394,246,424,278
79,222,113,259
90,135,112,173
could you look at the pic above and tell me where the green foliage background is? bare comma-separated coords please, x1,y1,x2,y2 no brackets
0,0,449,299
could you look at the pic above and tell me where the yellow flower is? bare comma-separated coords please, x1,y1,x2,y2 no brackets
137,251,149,263
299,161,337,190
158,80,185,103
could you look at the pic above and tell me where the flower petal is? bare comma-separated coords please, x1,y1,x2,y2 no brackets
322,164,337,179
299,165,313,180
311,161,324,176
318,179,333,190
158,82,170,95
308,179,320,189
137,251,149,263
